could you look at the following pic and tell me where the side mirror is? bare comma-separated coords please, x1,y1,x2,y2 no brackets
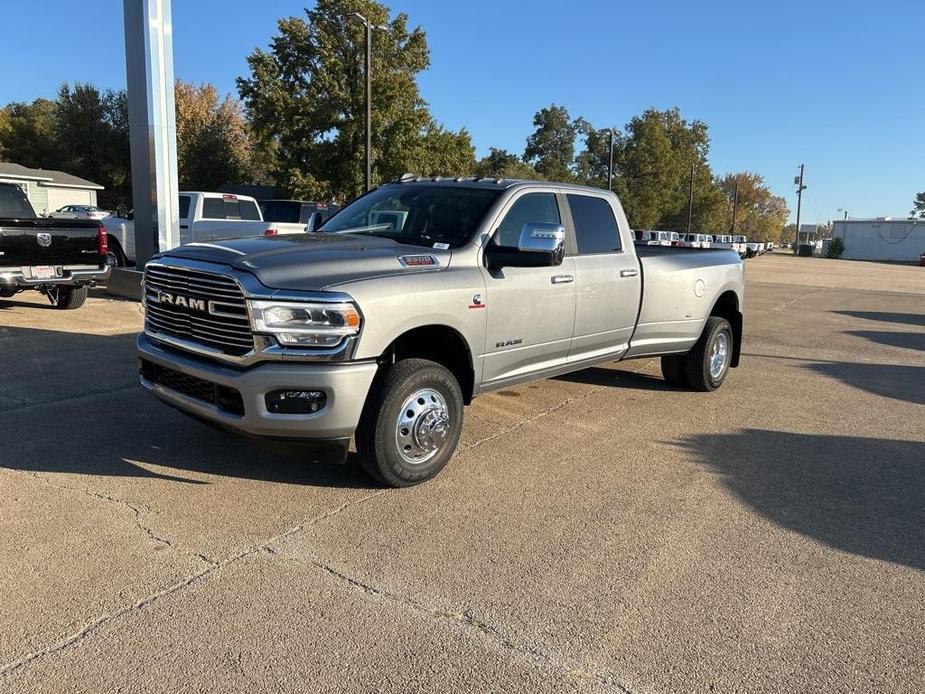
305,210,322,232
517,223,566,256
486,223,566,268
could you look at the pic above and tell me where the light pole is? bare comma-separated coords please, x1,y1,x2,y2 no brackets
349,12,388,191
793,164,806,251
607,129,615,191
687,161,695,235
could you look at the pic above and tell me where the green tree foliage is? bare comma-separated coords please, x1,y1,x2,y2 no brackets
826,236,845,258
573,120,614,189
523,104,576,181
237,0,469,200
611,108,723,231
911,191,925,218
174,80,262,191
0,98,59,170
56,83,131,209
474,147,539,179
719,172,789,242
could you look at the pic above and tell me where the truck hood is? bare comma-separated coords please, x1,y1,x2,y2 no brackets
159,232,451,291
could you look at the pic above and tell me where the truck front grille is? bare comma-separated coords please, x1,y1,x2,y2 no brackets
143,265,255,356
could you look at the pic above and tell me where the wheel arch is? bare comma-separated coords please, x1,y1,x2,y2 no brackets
709,290,742,367
381,324,476,404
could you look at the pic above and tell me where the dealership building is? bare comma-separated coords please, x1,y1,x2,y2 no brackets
831,218,925,262
0,162,104,215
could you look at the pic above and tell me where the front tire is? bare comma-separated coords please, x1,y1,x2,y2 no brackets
48,285,88,310
356,358,464,487
105,239,126,268
684,316,733,392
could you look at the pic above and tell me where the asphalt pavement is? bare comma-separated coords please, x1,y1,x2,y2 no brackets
1,252,923,693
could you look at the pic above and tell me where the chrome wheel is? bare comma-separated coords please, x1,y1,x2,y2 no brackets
395,388,450,465
710,331,729,380
105,250,122,268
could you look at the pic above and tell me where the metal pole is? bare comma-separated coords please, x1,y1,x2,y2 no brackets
364,21,372,191
607,130,614,191
123,0,179,267
687,161,695,234
731,176,739,233
794,164,805,252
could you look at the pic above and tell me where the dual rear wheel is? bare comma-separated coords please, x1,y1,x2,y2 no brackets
661,316,733,391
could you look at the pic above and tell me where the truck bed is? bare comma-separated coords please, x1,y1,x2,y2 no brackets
624,245,743,359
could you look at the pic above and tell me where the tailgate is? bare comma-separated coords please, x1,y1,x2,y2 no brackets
0,219,103,266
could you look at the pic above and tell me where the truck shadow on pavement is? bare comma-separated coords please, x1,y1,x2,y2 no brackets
554,366,676,391
745,352,925,406
833,310,925,328
0,325,377,489
846,330,925,352
676,429,925,573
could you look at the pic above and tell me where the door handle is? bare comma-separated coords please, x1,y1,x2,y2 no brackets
551,275,574,284
620,269,639,278
179,224,189,230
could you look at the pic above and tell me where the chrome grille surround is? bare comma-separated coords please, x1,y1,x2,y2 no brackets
143,263,254,356
140,258,362,365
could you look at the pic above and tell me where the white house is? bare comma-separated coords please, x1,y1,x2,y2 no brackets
831,218,925,262
0,162,104,215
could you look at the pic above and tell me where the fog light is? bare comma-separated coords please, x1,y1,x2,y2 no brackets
265,389,327,414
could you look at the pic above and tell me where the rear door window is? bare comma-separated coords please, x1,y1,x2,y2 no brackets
178,195,191,220
568,194,621,254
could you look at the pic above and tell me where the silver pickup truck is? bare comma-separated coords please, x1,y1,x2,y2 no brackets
137,178,744,486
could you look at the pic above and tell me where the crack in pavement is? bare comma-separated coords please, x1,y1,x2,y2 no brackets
311,560,635,693
0,488,388,679
1,469,202,562
0,383,139,416
2,390,623,687
460,386,604,454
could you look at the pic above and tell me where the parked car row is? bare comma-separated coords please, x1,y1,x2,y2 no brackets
630,229,775,259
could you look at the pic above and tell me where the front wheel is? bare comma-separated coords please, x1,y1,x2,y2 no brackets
356,358,464,487
47,285,88,310
684,316,733,392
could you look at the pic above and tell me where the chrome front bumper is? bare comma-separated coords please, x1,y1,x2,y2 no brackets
138,333,379,442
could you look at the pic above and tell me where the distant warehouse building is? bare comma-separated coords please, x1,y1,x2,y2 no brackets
0,162,104,216
831,218,925,262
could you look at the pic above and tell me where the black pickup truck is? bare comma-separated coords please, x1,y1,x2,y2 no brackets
0,182,110,309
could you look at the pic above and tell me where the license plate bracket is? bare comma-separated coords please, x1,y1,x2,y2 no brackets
29,265,59,280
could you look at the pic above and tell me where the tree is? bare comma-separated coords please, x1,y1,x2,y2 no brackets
174,80,261,191
404,123,475,178
523,104,576,181
0,98,59,170
613,108,725,231
911,192,925,218
56,84,131,209
573,120,614,189
238,0,462,200
718,172,789,242
474,147,539,179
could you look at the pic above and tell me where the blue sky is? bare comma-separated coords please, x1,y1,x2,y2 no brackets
3,0,923,222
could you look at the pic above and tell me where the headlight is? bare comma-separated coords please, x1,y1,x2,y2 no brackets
249,300,361,347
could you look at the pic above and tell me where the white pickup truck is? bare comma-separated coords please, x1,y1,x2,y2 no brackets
102,192,309,267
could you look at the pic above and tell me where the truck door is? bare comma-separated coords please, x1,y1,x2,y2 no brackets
479,191,576,384
565,193,641,363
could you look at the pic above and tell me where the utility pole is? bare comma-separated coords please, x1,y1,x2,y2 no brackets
607,129,615,191
794,164,806,251
687,161,695,234
730,175,739,233
349,13,388,191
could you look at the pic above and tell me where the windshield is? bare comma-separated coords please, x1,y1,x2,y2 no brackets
320,185,502,249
